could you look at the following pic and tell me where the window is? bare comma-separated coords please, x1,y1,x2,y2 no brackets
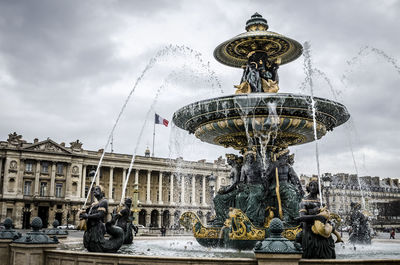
25,162,33,172
55,183,63,198
85,186,89,197
40,182,47,196
24,181,32,195
41,162,49,174
6,208,13,218
112,188,115,199
57,164,63,175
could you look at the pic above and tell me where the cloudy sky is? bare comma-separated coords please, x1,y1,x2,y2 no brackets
0,0,399,179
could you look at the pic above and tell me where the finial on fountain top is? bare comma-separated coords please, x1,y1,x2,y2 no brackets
245,13,268,31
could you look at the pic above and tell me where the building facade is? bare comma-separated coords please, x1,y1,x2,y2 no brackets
0,132,229,229
300,173,400,229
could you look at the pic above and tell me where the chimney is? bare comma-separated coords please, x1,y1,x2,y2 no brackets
60,142,65,147
34,138,39,143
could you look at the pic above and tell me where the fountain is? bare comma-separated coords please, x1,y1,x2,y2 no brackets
348,202,372,244
174,13,349,254
3,12,400,265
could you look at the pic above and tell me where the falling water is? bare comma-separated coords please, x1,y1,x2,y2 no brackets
338,46,400,211
302,42,324,206
342,46,400,85
83,45,222,208
121,61,225,204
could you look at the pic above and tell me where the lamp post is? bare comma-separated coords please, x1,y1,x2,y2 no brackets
207,173,216,215
322,176,331,209
338,208,344,237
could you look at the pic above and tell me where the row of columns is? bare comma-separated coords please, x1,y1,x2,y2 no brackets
79,165,213,206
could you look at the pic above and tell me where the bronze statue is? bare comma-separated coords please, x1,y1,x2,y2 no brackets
79,185,124,252
296,178,342,259
212,154,243,225
112,198,137,244
234,51,280,94
235,149,267,226
348,202,371,244
265,150,304,225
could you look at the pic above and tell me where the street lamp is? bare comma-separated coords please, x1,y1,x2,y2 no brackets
322,176,331,209
338,208,344,237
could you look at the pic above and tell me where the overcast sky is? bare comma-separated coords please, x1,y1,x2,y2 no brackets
0,0,399,179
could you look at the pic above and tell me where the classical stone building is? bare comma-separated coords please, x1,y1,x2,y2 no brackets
0,132,229,229
300,173,400,229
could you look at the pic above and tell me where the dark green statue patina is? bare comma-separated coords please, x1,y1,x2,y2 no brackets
112,197,138,244
174,13,350,254
212,154,242,226
348,202,371,244
295,178,343,258
79,185,124,253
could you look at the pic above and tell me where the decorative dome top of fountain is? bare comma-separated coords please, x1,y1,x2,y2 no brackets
173,13,349,152
214,13,303,68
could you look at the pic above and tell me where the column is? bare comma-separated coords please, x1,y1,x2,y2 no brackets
81,165,87,198
133,169,139,224
50,163,56,197
0,157,3,185
146,170,151,204
109,167,114,201
201,175,206,205
121,168,127,202
191,175,196,206
96,167,100,186
145,213,151,227
34,161,40,195
181,174,185,204
216,175,221,192
16,159,24,195
158,211,162,227
2,157,9,195
158,171,163,204
134,169,139,185
65,163,72,197
169,174,174,205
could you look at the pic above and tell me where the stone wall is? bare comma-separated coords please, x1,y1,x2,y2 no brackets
44,249,257,265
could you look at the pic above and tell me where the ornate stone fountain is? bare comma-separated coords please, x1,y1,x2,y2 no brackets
174,13,350,251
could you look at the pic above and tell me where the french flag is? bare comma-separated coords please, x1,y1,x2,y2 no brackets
155,113,169,127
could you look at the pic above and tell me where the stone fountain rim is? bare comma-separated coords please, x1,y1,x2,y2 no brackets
173,93,350,131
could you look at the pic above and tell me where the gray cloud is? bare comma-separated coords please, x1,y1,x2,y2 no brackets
0,0,399,179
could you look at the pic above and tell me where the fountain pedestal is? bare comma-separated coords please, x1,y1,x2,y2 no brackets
255,218,302,265
9,217,58,265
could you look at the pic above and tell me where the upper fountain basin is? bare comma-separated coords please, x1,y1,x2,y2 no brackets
172,93,350,150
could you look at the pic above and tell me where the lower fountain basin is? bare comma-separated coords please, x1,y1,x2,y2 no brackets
61,238,400,260
173,93,350,150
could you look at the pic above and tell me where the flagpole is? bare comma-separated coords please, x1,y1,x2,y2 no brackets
152,118,155,157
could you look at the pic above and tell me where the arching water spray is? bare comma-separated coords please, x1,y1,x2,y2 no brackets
120,64,222,205
303,42,324,206
83,45,222,208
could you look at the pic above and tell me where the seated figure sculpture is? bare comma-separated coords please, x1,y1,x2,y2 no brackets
348,201,371,244
234,51,280,94
265,149,304,225
79,185,124,252
112,198,137,244
235,148,267,227
212,154,243,226
296,178,342,259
